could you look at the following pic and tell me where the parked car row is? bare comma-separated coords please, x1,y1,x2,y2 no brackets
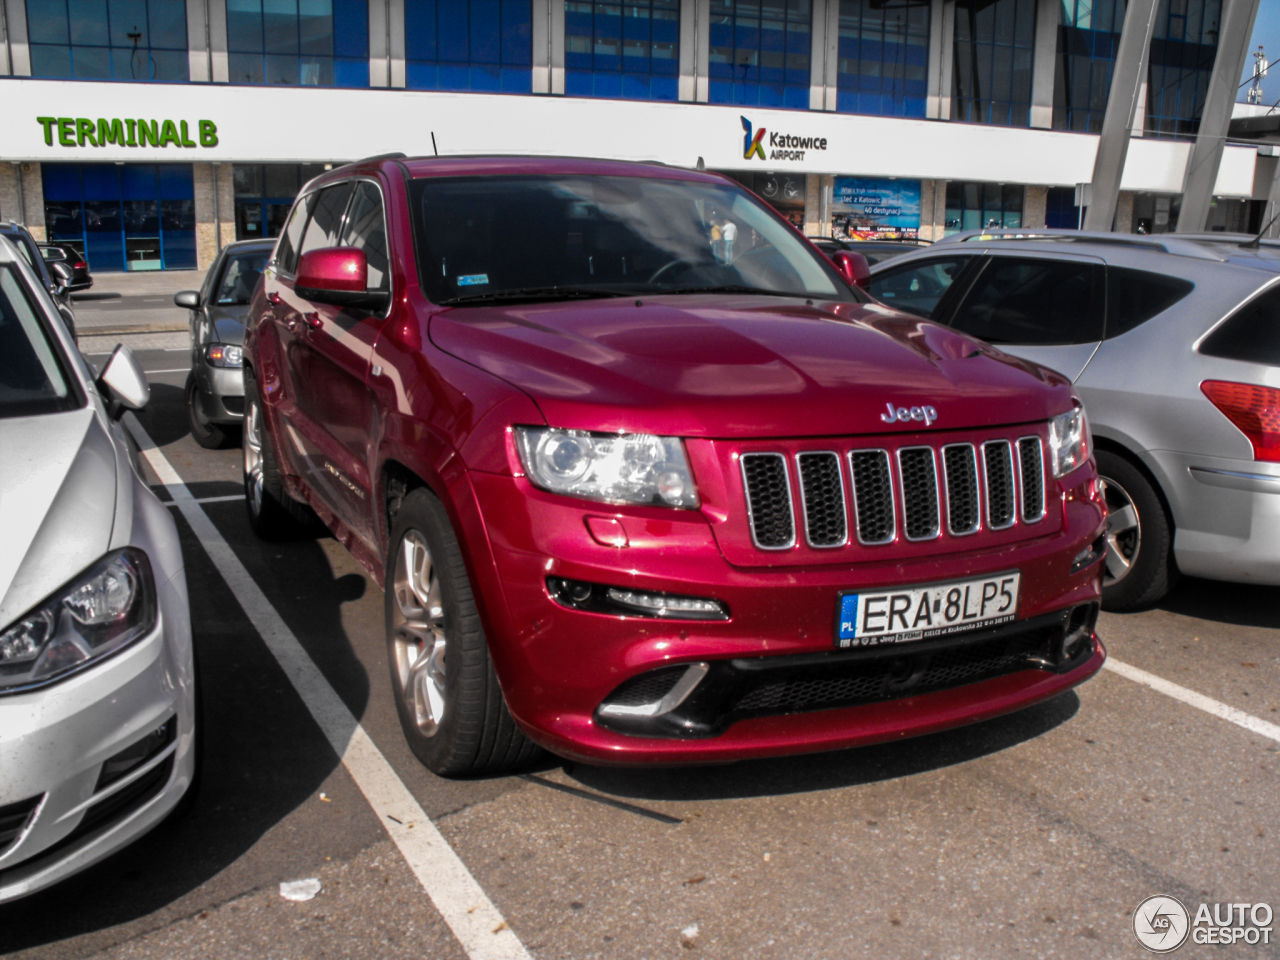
864,229,1280,611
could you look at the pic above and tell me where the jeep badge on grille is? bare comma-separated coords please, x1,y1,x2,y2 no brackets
881,403,939,427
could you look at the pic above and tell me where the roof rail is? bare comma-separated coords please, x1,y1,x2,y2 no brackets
932,227,1225,261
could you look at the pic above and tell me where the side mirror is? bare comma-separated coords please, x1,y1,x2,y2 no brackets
174,290,201,309
830,251,872,290
49,260,73,296
97,344,150,418
295,247,389,309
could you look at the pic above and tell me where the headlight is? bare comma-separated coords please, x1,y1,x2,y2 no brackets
0,548,157,694
515,427,699,508
205,343,243,368
1048,406,1088,478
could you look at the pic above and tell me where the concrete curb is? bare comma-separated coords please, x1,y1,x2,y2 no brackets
78,323,189,336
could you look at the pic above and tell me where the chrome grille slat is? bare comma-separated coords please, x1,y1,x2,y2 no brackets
1017,437,1046,522
741,453,796,549
848,449,895,545
897,446,941,541
942,443,981,536
796,452,848,548
982,439,1017,529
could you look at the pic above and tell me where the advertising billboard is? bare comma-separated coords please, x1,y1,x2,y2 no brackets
832,177,921,239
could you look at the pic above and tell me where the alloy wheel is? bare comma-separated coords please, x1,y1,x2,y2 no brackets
1099,476,1141,586
390,530,448,736
243,400,264,517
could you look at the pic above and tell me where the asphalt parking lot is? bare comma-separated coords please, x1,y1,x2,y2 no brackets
3,329,1278,960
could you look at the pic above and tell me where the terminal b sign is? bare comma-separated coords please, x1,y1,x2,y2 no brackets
36,117,219,149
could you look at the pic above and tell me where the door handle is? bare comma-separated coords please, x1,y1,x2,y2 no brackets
303,312,322,330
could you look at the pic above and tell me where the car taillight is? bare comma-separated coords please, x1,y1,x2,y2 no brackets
1200,380,1280,462
74,261,88,270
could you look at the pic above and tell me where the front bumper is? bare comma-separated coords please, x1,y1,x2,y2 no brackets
0,572,196,904
463,462,1107,765
194,360,245,424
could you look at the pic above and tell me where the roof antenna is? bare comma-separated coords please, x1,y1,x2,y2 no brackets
696,156,705,171
431,132,439,157
1245,204,1280,248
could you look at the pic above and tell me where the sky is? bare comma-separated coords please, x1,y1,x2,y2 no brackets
1240,0,1280,105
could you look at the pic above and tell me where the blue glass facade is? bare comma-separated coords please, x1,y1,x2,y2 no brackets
404,0,532,92
26,0,188,81
565,0,679,100
944,181,1024,233
42,163,196,272
835,0,929,117
226,0,369,86
1145,0,1220,138
708,0,812,109
1054,0,1125,133
952,0,1035,126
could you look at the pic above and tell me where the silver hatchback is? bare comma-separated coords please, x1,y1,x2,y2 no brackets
867,230,1280,610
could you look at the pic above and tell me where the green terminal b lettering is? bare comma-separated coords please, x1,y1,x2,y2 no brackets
36,116,219,149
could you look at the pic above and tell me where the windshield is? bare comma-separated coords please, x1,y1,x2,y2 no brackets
215,250,268,305
0,266,81,418
410,174,854,305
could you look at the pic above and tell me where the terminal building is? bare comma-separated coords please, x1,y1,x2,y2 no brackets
0,0,1275,272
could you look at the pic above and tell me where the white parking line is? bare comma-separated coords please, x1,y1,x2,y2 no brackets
1104,657,1280,745
144,368,191,375
123,414,532,960
164,494,243,506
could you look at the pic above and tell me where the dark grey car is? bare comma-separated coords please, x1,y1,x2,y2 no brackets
175,239,272,448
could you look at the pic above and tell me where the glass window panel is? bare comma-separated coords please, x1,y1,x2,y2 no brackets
67,0,109,44
234,165,265,197
265,52,299,82
227,0,264,51
340,181,390,291
263,0,299,53
72,45,112,77
147,47,188,79
264,164,301,197
30,43,74,76
150,0,187,45
107,0,146,44
951,258,1102,345
299,182,353,254
332,0,367,56
26,0,70,44
298,0,333,55
229,51,266,81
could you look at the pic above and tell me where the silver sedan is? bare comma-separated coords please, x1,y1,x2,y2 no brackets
867,230,1280,610
0,236,196,902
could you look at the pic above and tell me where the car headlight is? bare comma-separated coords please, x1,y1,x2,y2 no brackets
205,343,243,368
0,548,157,694
1048,406,1088,478
514,427,699,508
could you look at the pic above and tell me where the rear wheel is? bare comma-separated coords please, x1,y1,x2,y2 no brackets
186,371,233,450
242,366,316,539
1097,449,1176,611
386,488,541,777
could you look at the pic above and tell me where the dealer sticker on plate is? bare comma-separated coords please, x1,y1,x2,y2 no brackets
836,571,1020,649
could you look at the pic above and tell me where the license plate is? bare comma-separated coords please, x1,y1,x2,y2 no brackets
835,572,1021,649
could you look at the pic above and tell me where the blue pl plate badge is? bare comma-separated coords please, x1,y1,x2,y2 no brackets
457,273,489,287
838,594,859,643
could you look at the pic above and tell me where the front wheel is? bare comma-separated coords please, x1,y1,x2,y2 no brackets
242,366,317,540
186,372,233,449
1097,449,1176,611
386,488,541,777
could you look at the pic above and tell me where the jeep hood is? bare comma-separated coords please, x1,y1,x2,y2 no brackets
429,295,1075,438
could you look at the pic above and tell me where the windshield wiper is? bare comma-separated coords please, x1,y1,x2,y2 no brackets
439,285,636,306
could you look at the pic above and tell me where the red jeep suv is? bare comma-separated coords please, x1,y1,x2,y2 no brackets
242,155,1107,776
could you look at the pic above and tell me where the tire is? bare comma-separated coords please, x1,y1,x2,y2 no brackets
186,371,233,450
242,366,317,540
1097,449,1177,612
385,488,542,777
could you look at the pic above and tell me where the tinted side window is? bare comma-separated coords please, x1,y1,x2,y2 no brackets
1200,284,1280,364
867,257,972,319
275,192,315,276
1106,267,1194,338
341,182,389,293
299,182,355,257
950,257,1103,345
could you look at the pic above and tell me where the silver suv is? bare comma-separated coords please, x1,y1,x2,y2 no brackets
867,230,1280,610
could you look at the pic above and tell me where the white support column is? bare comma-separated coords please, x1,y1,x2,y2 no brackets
694,0,709,101
186,0,210,81
550,0,564,94
679,0,694,100
208,0,228,81
1029,0,1058,128
926,0,953,119
532,0,550,93
1178,0,1262,232
4,0,31,76
369,0,389,87
1082,0,1160,231
388,0,404,87
809,0,827,109
823,0,839,110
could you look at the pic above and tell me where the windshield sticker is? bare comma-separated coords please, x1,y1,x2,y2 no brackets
457,274,489,287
